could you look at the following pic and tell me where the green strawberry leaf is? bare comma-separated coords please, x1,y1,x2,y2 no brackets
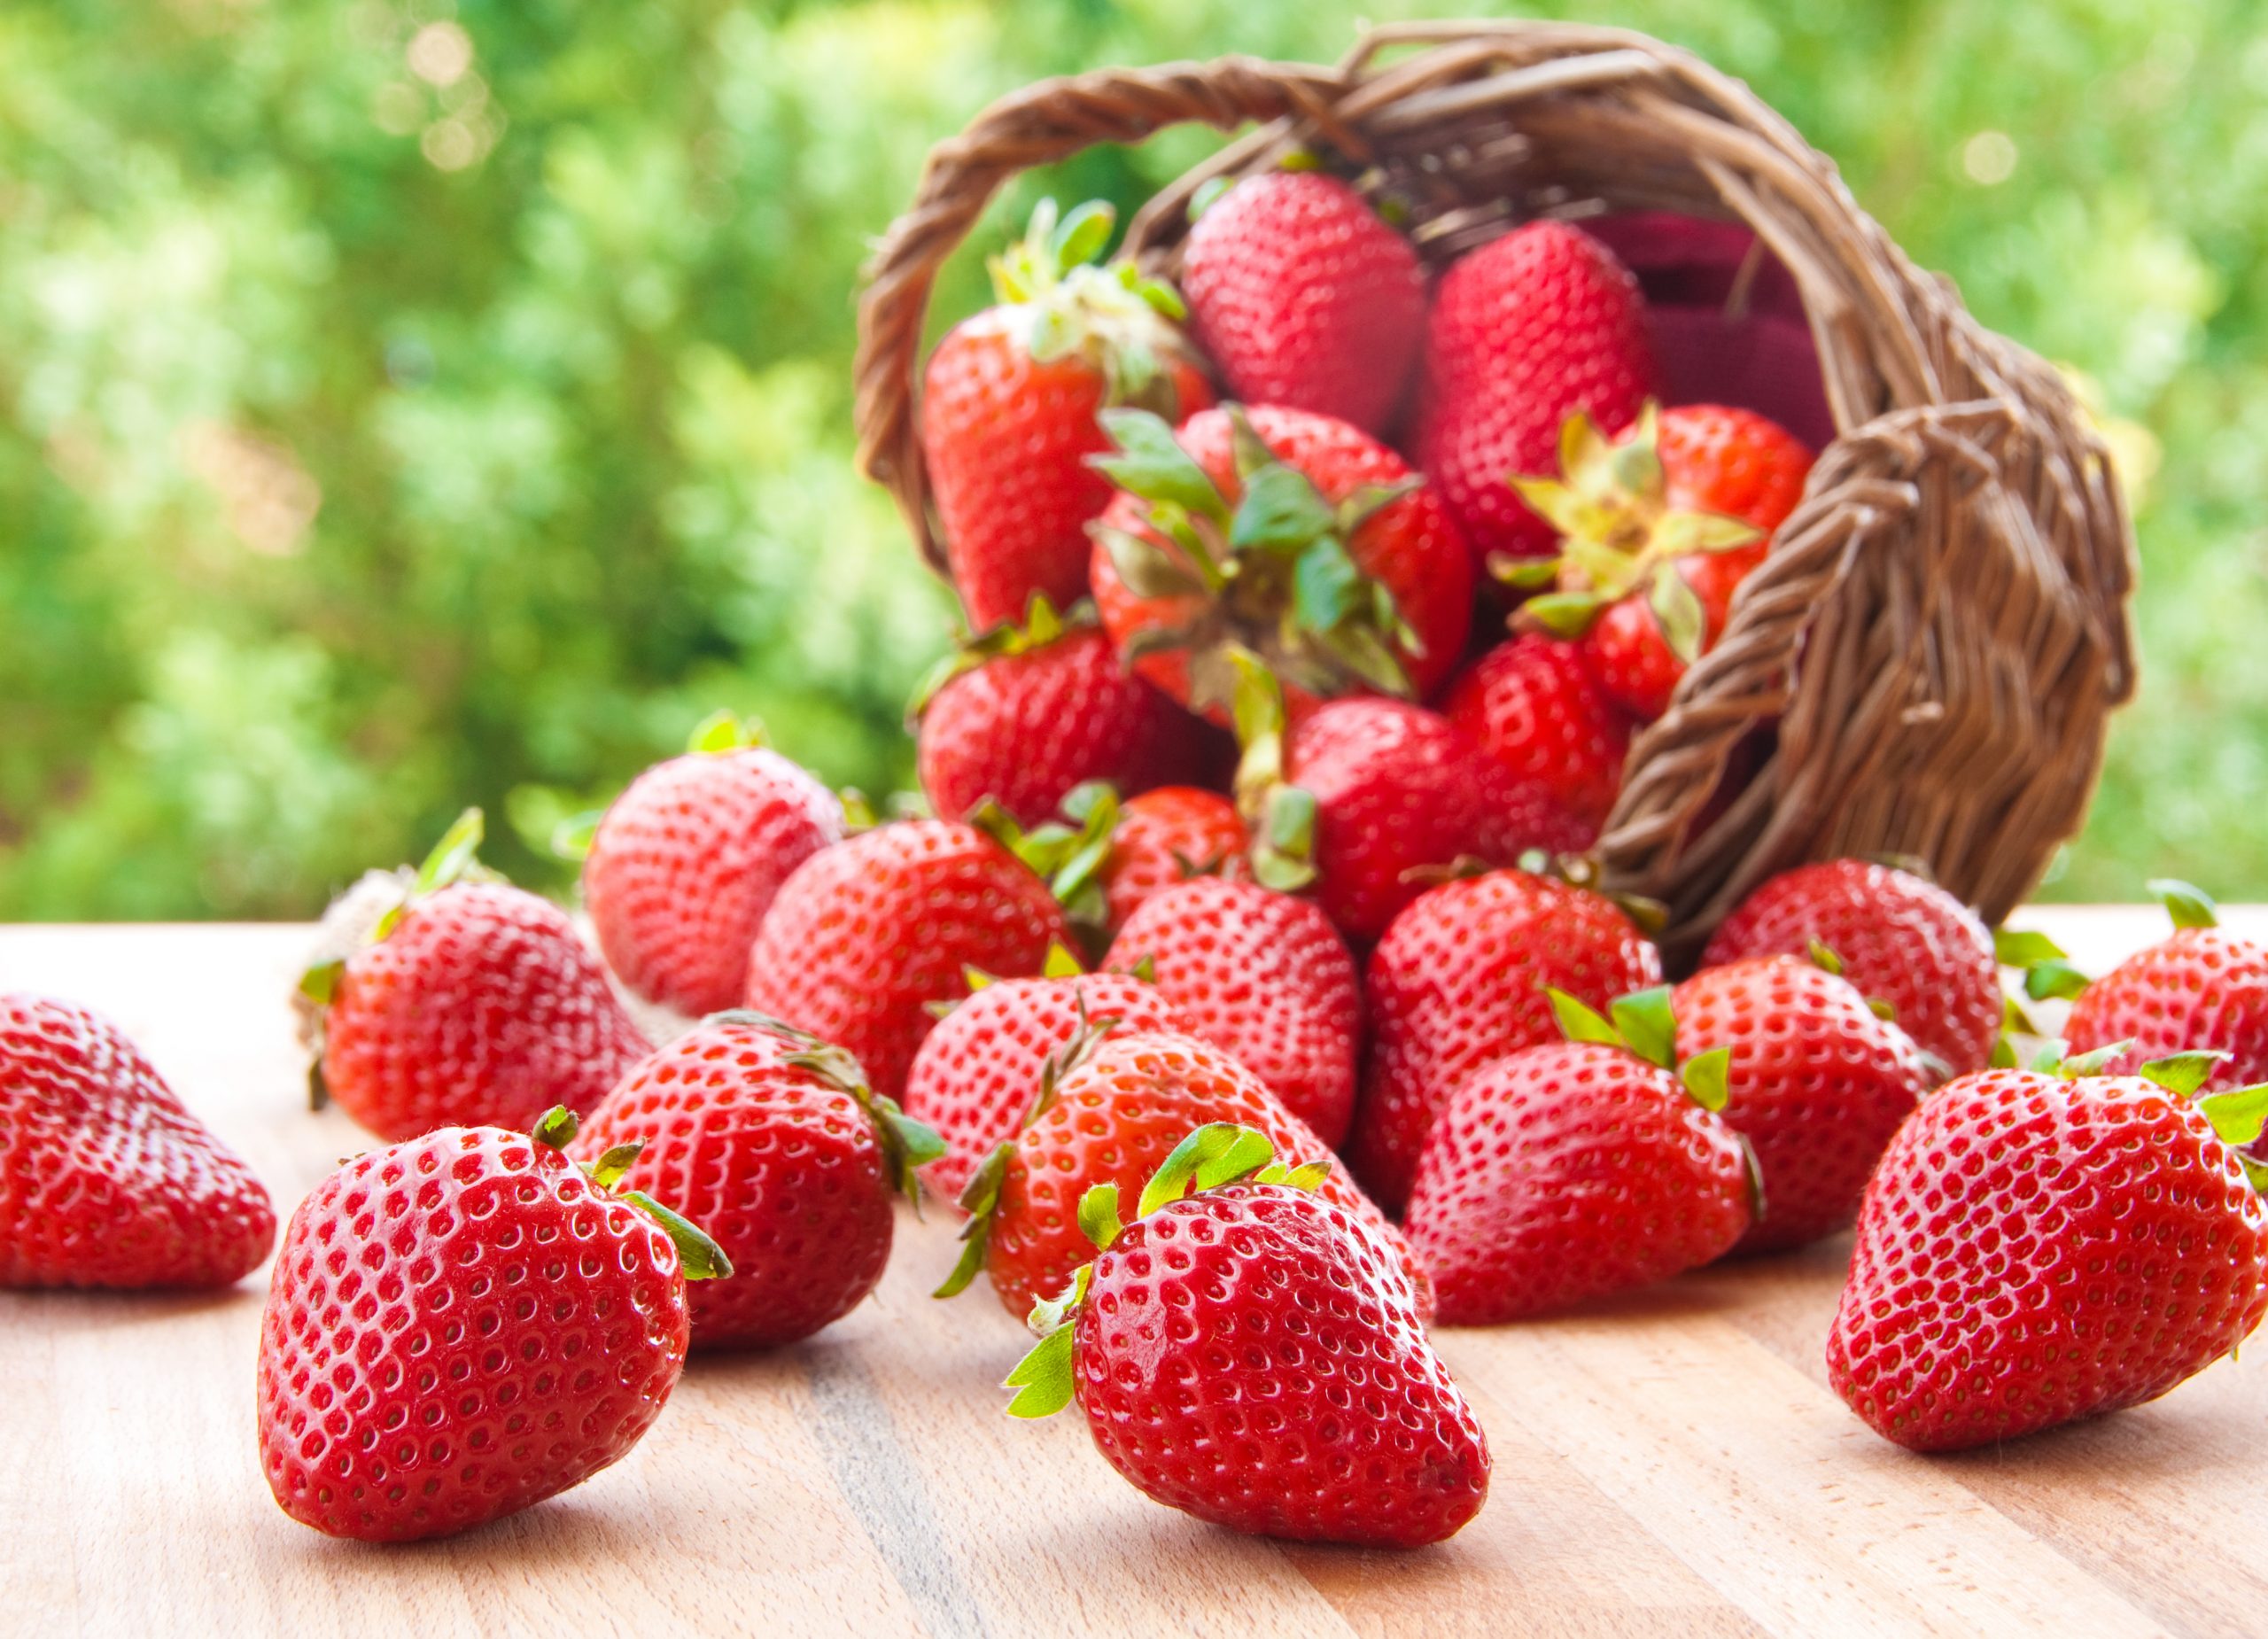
624,1191,735,1281
687,709,765,754
586,1141,644,1190
411,806,485,901
1650,570,1708,666
1077,1183,1123,1253
1992,928,2069,967
2199,1083,2268,1148
1521,590,1606,641
1546,986,1621,1049
1290,536,1364,633
531,1105,580,1150
1136,1122,1278,1219
2138,1051,2231,1098
550,809,603,861
1990,1033,2021,1069
1231,463,1335,555
1049,199,1115,273
2056,1038,2134,1078
1043,943,1085,979
1092,409,1229,523
1806,938,1845,976
2148,878,2219,930
1488,552,1564,591
1610,985,1678,1071
1187,175,1233,221
934,1142,1012,1300
1002,1321,1078,1419
2024,958,2091,1001
299,959,344,1008
1680,1046,1734,1112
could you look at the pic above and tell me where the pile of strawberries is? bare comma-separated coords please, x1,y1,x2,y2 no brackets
5,165,2268,1557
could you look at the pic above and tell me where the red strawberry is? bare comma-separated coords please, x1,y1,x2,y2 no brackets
2063,881,2268,1088
1179,171,1427,435
1405,1029,1752,1323
581,712,843,1016
1,994,275,1290
571,1014,942,1348
944,1029,1424,1320
1103,876,1363,1147
915,602,1200,827
903,968,1187,1200
1509,403,1815,721
742,820,1074,1101
1827,1060,2268,1451
257,1106,729,1541
1278,696,1571,943
1412,221,1658,571
923,199,1212,630
1089,403,1472,718
999,1125,1488,1548
1671,956,1930,1253
1702,858,1998,1076
1093,785,1247,937
1444,633,1631,848
301,812,649,1143
1350,868,1662,1213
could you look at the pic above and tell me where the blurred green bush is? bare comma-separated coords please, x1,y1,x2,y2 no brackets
2,0,2262,916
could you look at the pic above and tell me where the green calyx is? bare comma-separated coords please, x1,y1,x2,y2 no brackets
1503,404,1762,663
1992,925,2091,1004
963,779,1123,937
910,594,1095,723
2148,878,2220,931
710,1009,946,1211
987,198,1194,410
1221,649,1317,894
527,1105,734,1281
1547,984,1733,1113
298,807,495,1007
998,1122,1329,1419
1091,404,1426,713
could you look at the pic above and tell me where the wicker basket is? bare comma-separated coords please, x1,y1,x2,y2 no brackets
852,19,2136,956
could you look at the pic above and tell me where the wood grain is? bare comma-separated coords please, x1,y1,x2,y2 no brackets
2,912,2263,1637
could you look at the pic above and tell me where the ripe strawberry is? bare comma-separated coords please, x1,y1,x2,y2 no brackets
1701,858,1998,1077
2062,880,2268,1088
742,820,1074,1102
1404,1022,1752,1323
300,811,649,1143
999,1124,1489,1548
1092,785,1247,937
1671,956,1931,1253
923,198,1212,630
1350,868,1661,1213
1179,170,1427,435
1103,876,1363,1147
903,967,1188,1200
1088,403,1472,718
1509,402,1815,722
1,994,275,1290
1278,695,1571,944
1827,1058,2268,1451
1444,633,1631,848
258,1106,729,1542
1412,220,1658,571
914,602,1200,827
943,1029,1424,1320
580,712,843,1016
571,1014,942,1348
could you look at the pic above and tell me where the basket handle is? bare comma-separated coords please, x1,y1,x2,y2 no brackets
852,55,1353,569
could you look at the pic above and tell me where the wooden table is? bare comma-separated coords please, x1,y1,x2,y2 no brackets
8,909,2268,1637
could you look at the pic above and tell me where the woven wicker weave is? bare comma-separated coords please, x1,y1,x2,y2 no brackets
853,19,2136,955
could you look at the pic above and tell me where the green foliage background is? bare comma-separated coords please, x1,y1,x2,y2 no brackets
3,0,2262,917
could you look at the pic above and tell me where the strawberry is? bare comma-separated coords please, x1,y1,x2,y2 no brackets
998,1124,1489,1548
1,994,275,1290
1670,955,1931,1253
1103,875,1363,1147
742,819,1074,1102
1178,170,1427,435
1088,403,1472,718
579,711,843,1017
1403,990,1753,1322
1701,858,1998,1077
1827,1053,2268,1451
1349,867,1662,1214
1443,633,1631,849
299,811,649,1143
1507,402,1815,721
1274,695,1570,943
1092,784,1247,937
2062,880,2268,1089
1412,220,1658,572
903,966,1188,1200
941,1029,1424,1321
257,1106,730,1542
914,599,1200,827
571,1013,942,1348
922,198,1212,630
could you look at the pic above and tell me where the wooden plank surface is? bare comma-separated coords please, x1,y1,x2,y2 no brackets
4,908,2267,1638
